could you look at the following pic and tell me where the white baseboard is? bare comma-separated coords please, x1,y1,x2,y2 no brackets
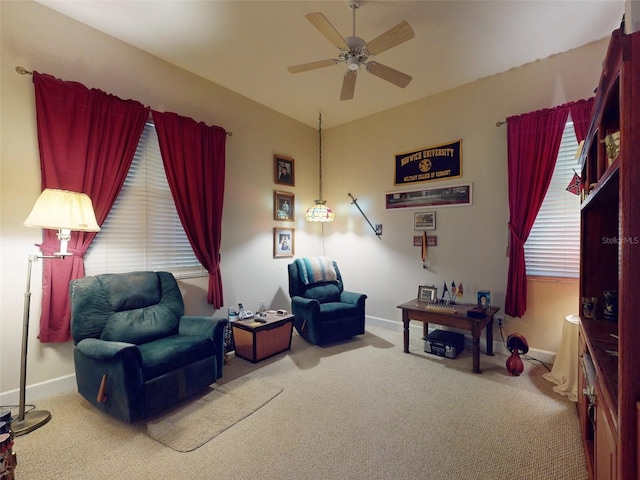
366,315,556,366
0,316,556,404
0,374,77,407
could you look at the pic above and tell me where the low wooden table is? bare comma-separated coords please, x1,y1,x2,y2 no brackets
396,299,499,373
231,312,294,363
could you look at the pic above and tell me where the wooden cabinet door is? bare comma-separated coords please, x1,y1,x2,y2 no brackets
595,384,618,480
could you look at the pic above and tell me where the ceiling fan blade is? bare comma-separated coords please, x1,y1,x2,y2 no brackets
305,13,348,50
340,70,357,101
366,21,415,56
366,62,412,88
288,59,339,74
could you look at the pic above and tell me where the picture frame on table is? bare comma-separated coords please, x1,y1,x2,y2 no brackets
274,190,295,221
274,227,295,258
274,155,295,186
418,285,438,302
414,211,436,230
477,290,491,309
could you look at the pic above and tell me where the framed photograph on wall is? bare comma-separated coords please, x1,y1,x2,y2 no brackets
274,155,295,186
414,211,436,230
385,183,473,209
274,190,295,221
274,227,295,258
418,285,438,302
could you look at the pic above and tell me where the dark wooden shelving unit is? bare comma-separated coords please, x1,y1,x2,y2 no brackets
577,27,640,480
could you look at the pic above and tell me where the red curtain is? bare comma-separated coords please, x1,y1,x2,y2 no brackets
569,98,595,143
505,105,571,317
505,98,594,318
33,72,149,342
151,110,226,307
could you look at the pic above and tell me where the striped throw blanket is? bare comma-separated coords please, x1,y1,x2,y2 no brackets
295,257,337,285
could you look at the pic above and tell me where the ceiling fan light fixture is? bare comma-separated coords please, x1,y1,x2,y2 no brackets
347,55,360,71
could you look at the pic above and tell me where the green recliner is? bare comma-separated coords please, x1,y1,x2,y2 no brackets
288,258,367,345
70,271,227,423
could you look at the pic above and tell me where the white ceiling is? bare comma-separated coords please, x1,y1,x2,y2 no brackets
36,0,625,129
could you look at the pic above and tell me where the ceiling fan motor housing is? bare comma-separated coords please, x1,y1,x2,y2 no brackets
344,36,368,71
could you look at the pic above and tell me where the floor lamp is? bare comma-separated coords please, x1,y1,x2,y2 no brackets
13,189,100,435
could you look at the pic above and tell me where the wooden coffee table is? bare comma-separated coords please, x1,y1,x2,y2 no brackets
397,299,499,373
231,312,294,363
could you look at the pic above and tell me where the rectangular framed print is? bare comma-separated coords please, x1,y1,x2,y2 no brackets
274,190,295,221
386,183,472,210
274,227,295,257
418,285,438,302
414,211,436,230
274,155,295,186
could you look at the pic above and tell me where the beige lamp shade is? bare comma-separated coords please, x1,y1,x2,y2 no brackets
24,188,100,232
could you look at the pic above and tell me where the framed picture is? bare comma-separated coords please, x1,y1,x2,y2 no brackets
414,211,436,230
385,183,473,210
477,290,491,309
274,190,295,221
418,285,438,302
274,155,295,186
413,235,437,246
274,227,295,258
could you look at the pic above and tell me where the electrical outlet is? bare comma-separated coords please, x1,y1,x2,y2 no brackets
495,315,504,328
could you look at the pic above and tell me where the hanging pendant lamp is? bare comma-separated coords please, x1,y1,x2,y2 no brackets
306,112,335,222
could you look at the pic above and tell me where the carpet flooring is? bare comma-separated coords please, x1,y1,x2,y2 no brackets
8,323,587,479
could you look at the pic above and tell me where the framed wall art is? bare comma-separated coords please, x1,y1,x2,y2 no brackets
274,155,295,186
274,190,295,221
385,183,472,210
418,285,438,302
274,227,295,258
413,235,437,247
414,211,436,230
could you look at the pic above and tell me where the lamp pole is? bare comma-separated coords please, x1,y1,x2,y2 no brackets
12,254,52,436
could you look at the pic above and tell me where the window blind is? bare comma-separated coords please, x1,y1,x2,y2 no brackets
524,119,581,278
85,122,205,277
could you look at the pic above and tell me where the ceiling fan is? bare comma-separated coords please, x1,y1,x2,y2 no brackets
288,2,415,100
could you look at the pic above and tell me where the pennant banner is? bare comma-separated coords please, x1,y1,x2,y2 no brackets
395,140,462,185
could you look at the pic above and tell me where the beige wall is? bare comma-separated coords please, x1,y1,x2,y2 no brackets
320,42,595,352
0,0,607,400
0,0,320,399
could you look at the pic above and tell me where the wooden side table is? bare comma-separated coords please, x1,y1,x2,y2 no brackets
231,312,294,363
396,299,498,373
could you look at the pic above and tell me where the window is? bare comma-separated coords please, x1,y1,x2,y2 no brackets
524,119,581,278
85,122,205,277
